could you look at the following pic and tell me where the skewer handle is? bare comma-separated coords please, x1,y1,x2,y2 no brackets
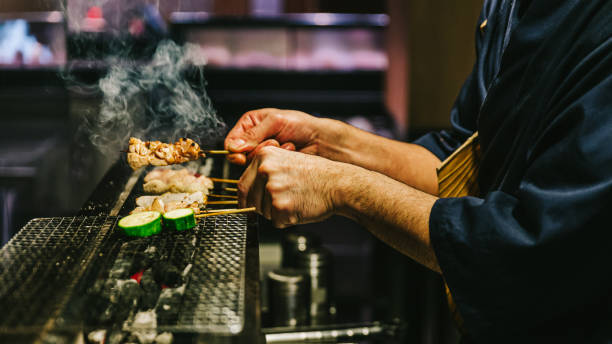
208,194,239,199
206,200,239,205
195,207,256,218
210,178,240,184
204,150,230,155
201,208,239,213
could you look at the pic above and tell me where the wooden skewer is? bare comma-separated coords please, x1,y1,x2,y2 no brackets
225,187,238,192
208,194,238,199
203,150,230,155
195,207,256,218
210,178,239,184
206,200,238,205
201,208,238,213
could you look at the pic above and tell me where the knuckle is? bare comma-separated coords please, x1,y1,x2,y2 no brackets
257,164,269,176
237,182,248,197
260,145,276,154
271,112,285,122
272,198,292,212
265,181,281,194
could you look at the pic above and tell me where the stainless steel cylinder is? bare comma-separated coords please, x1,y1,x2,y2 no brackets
267,268,310,327
296,246,334,325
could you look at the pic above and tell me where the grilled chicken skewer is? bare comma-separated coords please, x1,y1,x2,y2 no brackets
127,137,203,170
127,137,229,170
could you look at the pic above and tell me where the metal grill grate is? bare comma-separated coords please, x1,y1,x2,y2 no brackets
0,216,115,333
0,213,248,338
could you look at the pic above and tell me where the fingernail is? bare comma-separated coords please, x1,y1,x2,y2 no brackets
229,138,246,151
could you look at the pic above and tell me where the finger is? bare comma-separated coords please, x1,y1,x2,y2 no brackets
225,109,267,150
280,142,296,151
247,139,281,162
237,158,260,208
225,109,285,153
247,173,267,216
227,153,247,165
261,184,273,220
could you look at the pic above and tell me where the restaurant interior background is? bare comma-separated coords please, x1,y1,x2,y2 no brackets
0,0,483,343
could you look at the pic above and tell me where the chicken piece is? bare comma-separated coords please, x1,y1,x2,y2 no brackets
163,201,184,213
127,153,151,170
184,191,205,205
143,179,169,194
188,202,201,215
133,192,205,214
176,138,201,161
142,167,213,194
136,195,158,208
151,198,165,213
130,206,147,214
160,192,190,203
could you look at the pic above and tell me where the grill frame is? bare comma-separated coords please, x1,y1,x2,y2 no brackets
0,159,263,344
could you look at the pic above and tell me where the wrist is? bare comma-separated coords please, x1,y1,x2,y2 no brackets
313,118,353,160
329,162,364,219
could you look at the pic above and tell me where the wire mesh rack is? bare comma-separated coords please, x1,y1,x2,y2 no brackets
0,213,248,340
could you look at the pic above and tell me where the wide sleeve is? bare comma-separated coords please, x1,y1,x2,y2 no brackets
430,69,612,339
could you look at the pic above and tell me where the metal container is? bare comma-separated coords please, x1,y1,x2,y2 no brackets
281,231,321,269
267,268,310,327
296,247,334,325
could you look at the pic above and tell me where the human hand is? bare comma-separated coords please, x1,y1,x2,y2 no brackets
224,108,322,165
238,146,344,228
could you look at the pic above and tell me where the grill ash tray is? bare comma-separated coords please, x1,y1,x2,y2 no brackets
0,214,248,339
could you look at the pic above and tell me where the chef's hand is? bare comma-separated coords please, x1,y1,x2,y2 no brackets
238,146,343,228
225,108,322,165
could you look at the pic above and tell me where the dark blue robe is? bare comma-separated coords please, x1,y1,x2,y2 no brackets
414,0,612,342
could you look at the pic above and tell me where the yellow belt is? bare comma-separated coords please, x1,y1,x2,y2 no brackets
436,131,481,331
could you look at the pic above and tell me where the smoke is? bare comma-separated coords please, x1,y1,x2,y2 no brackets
59,1,225,159
86,40,225,158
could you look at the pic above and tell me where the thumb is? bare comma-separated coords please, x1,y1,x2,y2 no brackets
247,139,281,161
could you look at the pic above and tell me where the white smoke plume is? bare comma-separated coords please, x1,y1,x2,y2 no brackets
83,40,225,158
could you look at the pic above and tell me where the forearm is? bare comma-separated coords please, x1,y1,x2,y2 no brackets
314,118,441,195
333,163,441,273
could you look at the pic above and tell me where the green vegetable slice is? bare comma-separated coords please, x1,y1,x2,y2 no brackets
118,211,162,237
163,208,196,231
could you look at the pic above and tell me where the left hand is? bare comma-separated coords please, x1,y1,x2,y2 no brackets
238,145,343,228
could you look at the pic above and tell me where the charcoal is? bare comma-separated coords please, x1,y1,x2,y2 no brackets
103,279,143,322
139,269,161,310
104,330,126,344
108,258,132,280
155,332,173,344
116,279,143,307
131,246,159,272
140,269,158,291
153,262,183,288
155,286,184,326
87,329,106,344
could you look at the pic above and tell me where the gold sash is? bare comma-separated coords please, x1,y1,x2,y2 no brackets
436,131,481,331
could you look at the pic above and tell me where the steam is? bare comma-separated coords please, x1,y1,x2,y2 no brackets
83,40,225,158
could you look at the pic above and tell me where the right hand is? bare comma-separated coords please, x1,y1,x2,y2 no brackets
224,108,321,165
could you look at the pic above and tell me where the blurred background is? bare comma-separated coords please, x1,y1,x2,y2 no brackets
0,0,483,343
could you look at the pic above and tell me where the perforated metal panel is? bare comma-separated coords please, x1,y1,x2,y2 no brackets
0,213,248,338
